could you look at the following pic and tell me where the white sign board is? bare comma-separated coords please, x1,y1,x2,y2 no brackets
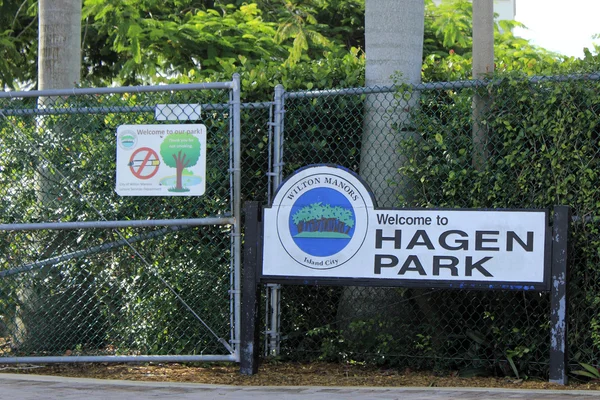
116,124,207,196
262,165,550,290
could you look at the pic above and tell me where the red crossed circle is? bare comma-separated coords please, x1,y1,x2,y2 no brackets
129,147,160,180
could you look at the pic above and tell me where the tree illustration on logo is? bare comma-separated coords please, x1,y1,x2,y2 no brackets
159,133,201,192
291,202,355,238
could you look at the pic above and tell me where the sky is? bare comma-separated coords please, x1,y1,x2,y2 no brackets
513,0,600,58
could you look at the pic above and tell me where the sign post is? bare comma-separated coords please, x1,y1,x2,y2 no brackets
240,202,261,375
549,205,570,385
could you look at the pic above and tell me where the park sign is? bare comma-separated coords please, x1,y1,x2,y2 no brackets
261,165,551,290
115,124,206,196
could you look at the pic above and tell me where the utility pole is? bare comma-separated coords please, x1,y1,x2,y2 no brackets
472,0,494,170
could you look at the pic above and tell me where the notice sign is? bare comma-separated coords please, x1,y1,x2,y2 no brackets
116,124,207,196
262,165,550,290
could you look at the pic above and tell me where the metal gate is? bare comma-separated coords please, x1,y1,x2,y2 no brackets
0,76,242,363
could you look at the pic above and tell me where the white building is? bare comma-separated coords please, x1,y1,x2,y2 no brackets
432,0,516,22
492,0,516,22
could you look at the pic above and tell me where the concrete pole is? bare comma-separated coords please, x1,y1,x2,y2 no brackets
472,0,495,78
472,0,494,170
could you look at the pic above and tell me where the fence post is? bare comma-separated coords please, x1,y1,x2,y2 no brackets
232,73,243,359
549,205,570,385
240,201,262,375
272,84,285,192
266,84,285,356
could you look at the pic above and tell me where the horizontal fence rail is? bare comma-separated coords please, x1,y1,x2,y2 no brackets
0,217,235,231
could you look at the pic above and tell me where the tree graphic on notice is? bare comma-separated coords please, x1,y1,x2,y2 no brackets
160,133,201,192
291,202,355,238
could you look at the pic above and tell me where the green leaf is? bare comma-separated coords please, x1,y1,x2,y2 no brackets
506,353,520,379
572,370,600,379
577,363,600,378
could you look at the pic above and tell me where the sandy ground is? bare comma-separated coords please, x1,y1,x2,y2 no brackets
1,361,599,391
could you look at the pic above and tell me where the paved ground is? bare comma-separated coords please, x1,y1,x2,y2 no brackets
1,373,600,400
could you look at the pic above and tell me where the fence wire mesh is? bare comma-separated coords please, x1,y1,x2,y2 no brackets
0,86,241,359
272,74,600,378
1,73,599,377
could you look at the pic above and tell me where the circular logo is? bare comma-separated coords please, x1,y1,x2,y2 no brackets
118,130,137,150
275,170,370,270
288,188,355,257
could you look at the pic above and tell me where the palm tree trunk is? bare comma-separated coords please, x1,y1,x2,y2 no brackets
337,0,427,342
14,0,83,351
360,0,424,207
38,0,82,91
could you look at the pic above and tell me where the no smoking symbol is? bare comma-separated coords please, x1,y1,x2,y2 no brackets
129,147,160,179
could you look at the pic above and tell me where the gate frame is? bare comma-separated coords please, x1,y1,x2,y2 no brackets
0,74,242,363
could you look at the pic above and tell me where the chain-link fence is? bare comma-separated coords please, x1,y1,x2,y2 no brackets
268,74,600,378
2,72,599,376
0,79,257,362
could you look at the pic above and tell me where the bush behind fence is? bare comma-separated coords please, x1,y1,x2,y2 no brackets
0,73,598,378
0,87,249,358
275,73,600,378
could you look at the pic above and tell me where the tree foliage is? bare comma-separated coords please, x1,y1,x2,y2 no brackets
292,203,355,235
3,0,598,90
422,0,575,81
81,1,285,85
0,0,37,89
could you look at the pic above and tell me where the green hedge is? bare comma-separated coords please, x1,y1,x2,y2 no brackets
397,73,600,373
